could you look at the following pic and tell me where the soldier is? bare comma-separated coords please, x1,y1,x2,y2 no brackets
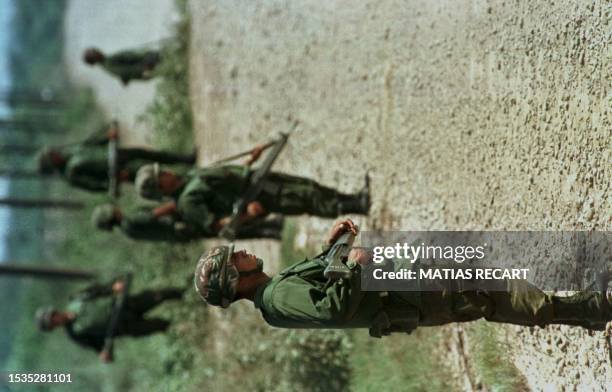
194,219,612,335
91,203,285,241
37,125,196,192
36,277,183,362
133,148,369,236
82,47,160,85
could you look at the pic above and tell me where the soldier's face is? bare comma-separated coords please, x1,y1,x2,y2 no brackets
158,171,181,194
231,250,263,273
49,312,69,328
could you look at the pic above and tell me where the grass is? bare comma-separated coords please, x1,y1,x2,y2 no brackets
467,322,528,392
141,0,193,153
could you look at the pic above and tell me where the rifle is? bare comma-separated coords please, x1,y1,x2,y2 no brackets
209,140,276,166
102,272,133,362
108,120,120,199
323,232,356,280
219,131,291,240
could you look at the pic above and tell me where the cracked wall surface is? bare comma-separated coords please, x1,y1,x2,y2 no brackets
188,1,611,389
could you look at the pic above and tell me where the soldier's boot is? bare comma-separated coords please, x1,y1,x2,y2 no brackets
337,173,370,215
552,291,611,330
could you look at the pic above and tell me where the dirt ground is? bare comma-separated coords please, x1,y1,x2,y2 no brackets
188,0,611,390
63,0,178,145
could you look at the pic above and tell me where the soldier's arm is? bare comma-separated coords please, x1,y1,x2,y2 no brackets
177,191,216,231
82,124,112,146
268,275,356,326
65,160,109,192
71,281,114,301
213,201,266,231
153,201,177,217
70,332,106,354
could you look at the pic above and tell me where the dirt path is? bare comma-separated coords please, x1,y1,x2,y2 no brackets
187,0,611,389
63,0,177,145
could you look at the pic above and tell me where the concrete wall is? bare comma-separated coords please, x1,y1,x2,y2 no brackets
188,1,610,389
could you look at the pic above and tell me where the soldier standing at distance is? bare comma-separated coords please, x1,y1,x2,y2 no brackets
91,203,285,241
37,125,196,192
194,219,612,335
36,278,184,362
133,146,370,237
83,47,161,85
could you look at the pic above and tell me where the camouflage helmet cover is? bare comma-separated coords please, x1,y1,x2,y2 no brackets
91,203,117,230
35,307,56,331
135,163,163,200
194,245,239,308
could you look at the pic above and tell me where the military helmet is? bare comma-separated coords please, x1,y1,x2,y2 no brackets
194,245,239,308
37,148,57,174
35,307,56,331
135,163,163,200
91,203,117,231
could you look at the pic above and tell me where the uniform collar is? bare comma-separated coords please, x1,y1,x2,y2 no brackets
253,279,272,309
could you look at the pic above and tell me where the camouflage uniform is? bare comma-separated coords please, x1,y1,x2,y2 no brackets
101,49,160,85
195,246,611,337
45,126,194,192
62,281,182,352
174,165,367,233
255,256,610,335
92,204,284,241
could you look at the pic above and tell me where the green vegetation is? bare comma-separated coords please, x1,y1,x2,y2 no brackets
142,0,193,153
467,322,528,392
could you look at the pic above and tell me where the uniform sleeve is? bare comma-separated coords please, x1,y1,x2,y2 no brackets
177,188,216,231
82,125,110,146
268,277,352,327
68,331,105,353
65,158,109,192
70,281,113,301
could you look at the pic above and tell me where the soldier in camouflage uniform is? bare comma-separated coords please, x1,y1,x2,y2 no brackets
133,147,369,236
83,47,160,85
36,278,183,362
91,203,285,241
194,219,612,336
37,125,196,192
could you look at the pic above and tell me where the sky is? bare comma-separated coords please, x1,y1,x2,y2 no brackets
0,0,14,262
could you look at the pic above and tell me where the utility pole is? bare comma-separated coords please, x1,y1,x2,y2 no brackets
0,264,97,281
0,170,59,179
0,197,84,210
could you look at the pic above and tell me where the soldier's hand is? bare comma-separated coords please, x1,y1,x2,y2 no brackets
326,219,358,246
112,280,125,294
99,350,113,363
245,144,266,166
246,201,266,218
107,127,119,140
348,248,371,266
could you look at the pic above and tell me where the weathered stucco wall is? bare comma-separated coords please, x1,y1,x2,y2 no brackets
188,0,610,389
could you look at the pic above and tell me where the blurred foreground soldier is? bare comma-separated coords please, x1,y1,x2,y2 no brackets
91,203,285,241
36,278,183,362
194,219,612,335
83,47,160,85
134,147,369,235
37,125,196,192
